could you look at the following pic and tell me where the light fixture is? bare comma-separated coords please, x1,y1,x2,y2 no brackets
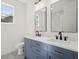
34,0,41,4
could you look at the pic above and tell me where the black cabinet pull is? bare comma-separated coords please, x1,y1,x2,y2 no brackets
55,50,64,56
49,56,51,59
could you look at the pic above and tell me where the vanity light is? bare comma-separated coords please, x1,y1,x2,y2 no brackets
34,2,45,11
34,0,41,4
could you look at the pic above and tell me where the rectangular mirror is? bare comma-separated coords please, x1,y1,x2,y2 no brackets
34,7,47,32
51,0,77,33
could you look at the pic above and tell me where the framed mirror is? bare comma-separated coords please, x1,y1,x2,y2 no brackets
34,7,47,32
51,0,77,33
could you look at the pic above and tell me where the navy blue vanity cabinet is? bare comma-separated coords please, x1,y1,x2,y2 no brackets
48,45,64,59
24,38,78,59
47,45,74,59
48,51,64,59
24,38,48,59
24,38,33,59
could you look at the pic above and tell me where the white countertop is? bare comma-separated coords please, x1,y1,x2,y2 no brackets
24,35,78,52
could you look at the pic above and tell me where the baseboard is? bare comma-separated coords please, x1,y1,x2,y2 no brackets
1,49,17,56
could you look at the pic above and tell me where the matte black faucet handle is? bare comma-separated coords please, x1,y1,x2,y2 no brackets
56,35,58,39
58,32,62,35
64,36,68,41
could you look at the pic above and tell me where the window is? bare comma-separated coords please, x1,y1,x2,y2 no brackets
1,2,14,24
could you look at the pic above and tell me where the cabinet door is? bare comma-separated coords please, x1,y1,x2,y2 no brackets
64,52,73,59
74,52,78,59
24,38,27,57
48,50,74,59
54,52,64,59
32,52,46,59
48,53,54,59
24,38,33,59
48,51,64,59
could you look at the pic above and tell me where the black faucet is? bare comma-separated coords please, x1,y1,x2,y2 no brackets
35,31,41,36
58,32,62,40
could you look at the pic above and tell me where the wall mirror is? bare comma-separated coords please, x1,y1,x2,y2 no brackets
34,7,47,32
51,0,77,33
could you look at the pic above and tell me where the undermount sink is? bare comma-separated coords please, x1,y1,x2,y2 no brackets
35,36,53,41
47,39,70,45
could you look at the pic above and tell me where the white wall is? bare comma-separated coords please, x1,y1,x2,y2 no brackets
25,0,35,34
1,0,26,55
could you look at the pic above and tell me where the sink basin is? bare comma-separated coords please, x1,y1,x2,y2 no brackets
33,36,52,41
47,39,70,45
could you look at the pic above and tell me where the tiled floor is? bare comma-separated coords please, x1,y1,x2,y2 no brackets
1,51,25,59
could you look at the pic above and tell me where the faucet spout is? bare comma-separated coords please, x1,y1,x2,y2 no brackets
58,32,62,40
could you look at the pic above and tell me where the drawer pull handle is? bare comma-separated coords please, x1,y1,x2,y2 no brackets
36,43,40,46
49,56,51,59
55,50,64,56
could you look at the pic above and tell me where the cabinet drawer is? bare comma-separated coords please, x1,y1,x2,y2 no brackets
31,40,48,50
31,46,47,57
48,51,64,59
48,45,55,52
32,52,45,59
48,45,74,53
48,45,74,59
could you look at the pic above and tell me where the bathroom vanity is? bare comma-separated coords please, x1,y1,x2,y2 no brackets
24,36,78,59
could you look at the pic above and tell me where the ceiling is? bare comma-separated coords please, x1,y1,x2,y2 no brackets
33,0,40,2
18,0,27,3
18,0,42,4
33,0,41,4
